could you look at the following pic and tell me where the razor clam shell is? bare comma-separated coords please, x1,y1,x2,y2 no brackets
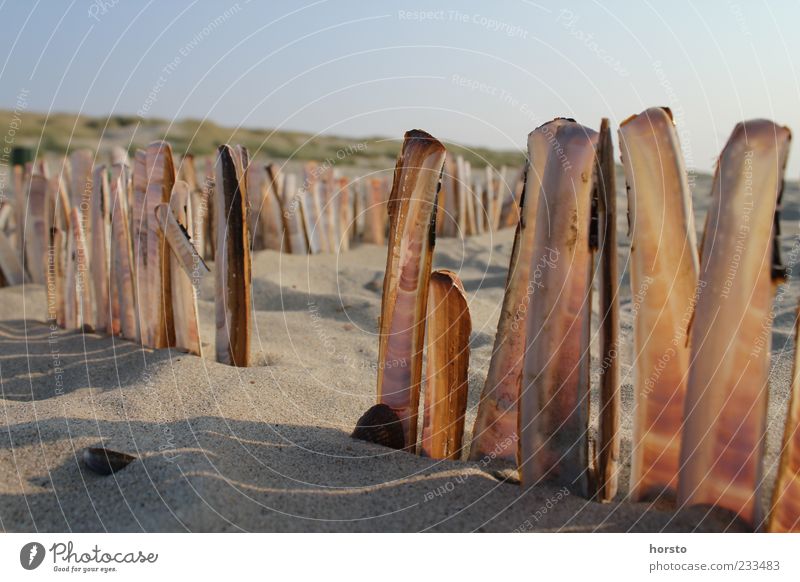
302,164,325,253
70,207,93,331
595,117,621,502
619,107,699,502
144,141,176,349
438,155,459,237
90,165,111,334
469,118,569,465
337,176,351,252
679,119,791,529
376,129,446,451
352,403,406,450
24,172,48,284
177,154,197,192
68,149,93,213
519,121,598,497
0,228,24,286
281,173,308,255
109,165,139,341
202,157,216,260
51,227,67,327
420,270,471,460
158,181,203,356
11,165,25,267
363,178,386,245
245,163,268,251
63,212,78,329
132,150,150,344
0,202,11,231
498,166,523,229
214,145,252,366
321,167,338,253
155,201,210,279
82,447,136,476
260,164,286,251
110,145,130,168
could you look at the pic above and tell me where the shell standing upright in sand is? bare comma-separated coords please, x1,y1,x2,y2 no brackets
519,121,598,496
68,149,93,215
679,120,791,529
144,141,177,349
23,171,48,285
438,155,459,237
281,173,308,255
337,176,351,252
594,117,621,502
90,165,111,334
301,164,325,254
374,129,446,451
420,270,471,460
215,144,252,366
0,221,24,286
44,166,72,326
618,107,699,502
263,164,287,251
157,181,204,356
363,178,387,245
469,118,570,466
69,207,93,330
245,163,268,251
132,150,150,344
321,167,338,253
109,164,138,341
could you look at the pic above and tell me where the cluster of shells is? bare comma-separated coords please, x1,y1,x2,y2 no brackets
358,112,800,533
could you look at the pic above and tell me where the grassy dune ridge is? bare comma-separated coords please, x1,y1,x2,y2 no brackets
0,109,525,169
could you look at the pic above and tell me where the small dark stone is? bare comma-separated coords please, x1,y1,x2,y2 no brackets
82,447,136,476
351,404,405,450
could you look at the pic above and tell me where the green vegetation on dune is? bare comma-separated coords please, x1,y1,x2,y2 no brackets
0,109,525,169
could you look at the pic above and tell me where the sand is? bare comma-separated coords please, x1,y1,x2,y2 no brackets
1,173,798,532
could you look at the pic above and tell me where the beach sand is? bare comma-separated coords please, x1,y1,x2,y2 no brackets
1,173,798,532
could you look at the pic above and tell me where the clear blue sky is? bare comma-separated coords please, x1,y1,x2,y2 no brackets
1,0,799,174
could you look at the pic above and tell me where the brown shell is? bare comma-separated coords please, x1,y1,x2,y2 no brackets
619,107,698,503
82,448,136,476
519,121,598,497
351,404,405,450
594,117,621,503
679,119,791,529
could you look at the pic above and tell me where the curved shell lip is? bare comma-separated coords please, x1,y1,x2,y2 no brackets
403,129,446,154
620,106,675,128
529,117,577,138
619,107,676,132
429,268,467,296
723,119,792,153
527,118,573,146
